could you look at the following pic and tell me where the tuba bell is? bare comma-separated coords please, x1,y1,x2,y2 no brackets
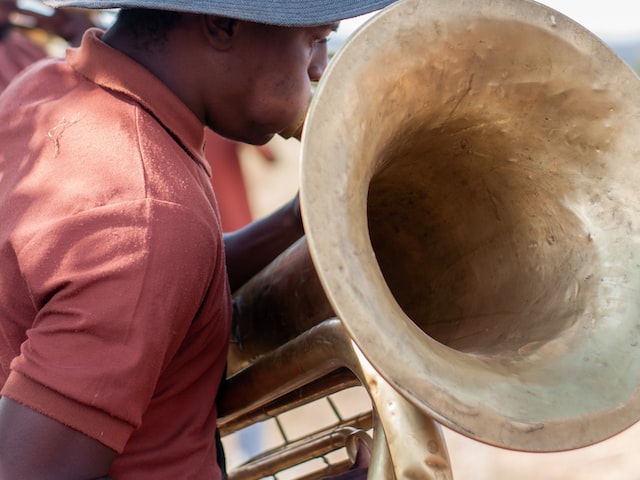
217,0,640,477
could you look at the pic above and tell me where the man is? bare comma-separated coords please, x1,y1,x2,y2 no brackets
0,1,396,479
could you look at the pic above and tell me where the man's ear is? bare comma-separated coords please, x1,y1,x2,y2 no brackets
204,15,237,50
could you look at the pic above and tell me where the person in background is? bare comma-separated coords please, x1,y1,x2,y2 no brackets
205,128,275,232
0,0,92,90
0,0,396,479
0,0,46,89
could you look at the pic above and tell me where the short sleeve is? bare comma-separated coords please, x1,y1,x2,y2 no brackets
3,198,219,451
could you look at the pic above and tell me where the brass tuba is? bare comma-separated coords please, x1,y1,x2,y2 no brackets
217,0,640,478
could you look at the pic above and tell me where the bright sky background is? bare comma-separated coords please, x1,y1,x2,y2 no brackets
537,0,640,43
333,1,640,47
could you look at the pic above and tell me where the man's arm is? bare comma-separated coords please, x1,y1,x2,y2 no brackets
224,193,304,293
0,396,117,480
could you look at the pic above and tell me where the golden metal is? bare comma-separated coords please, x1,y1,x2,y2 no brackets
221,318,452,479
219,0,640,477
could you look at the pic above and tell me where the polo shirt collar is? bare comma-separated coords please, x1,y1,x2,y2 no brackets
66,28,212,177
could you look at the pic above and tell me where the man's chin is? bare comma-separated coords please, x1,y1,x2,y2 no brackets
279,126,302,141
279,100,311,140
279,117,306,141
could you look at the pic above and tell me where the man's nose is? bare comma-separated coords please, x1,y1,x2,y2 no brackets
308,43,328,82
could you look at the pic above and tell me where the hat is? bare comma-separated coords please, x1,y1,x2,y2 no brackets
44,0,399,26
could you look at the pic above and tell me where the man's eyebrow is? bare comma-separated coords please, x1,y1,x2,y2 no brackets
328,22,340,32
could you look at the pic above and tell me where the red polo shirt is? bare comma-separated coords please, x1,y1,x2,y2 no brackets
0,29,231,479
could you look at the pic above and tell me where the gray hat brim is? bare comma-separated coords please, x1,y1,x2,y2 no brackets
44,0,399,26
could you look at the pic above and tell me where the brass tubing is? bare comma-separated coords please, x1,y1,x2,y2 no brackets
229,426,366,480
218,368,360,436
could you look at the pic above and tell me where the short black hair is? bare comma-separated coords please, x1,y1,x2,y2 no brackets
116,8,184,49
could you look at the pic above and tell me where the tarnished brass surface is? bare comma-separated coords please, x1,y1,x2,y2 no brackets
302,0,640,452
222,0,640,477
228,423,367,480
222,319,453,479
228,237,331,376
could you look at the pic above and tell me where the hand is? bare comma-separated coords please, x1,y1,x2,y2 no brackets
321,436,371,480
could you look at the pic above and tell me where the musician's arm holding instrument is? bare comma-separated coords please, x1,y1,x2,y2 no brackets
224,192,304,293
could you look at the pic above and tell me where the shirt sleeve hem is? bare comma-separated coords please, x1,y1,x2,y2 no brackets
1,370,133,453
